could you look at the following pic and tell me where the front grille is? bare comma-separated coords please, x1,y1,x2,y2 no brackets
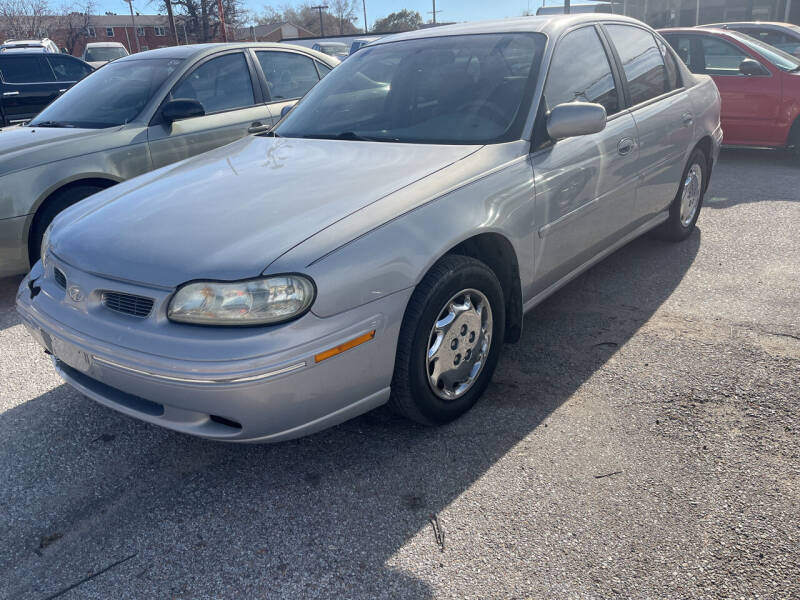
101,291,154,318
54,267,67,289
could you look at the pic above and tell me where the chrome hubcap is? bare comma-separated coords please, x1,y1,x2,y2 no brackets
426,289,493,400
680,163,703,227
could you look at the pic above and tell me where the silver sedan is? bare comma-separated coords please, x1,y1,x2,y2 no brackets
17,15,722,442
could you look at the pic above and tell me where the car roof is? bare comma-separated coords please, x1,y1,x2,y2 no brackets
113,42,336,64
701,21,797,28
85,41,127,48
659,27,730,35
370,14,645,45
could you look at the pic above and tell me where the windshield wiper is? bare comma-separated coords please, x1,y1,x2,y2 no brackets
302,131,396,142
29,121,75,128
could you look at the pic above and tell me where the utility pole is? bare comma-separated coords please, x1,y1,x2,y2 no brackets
362,0,367,33
564,0,570,14
164,0,179,46
123,0,141,53
695,0,701,25
216,0,228,41
311,5,328,36
786,0,793,21
428,0,442,24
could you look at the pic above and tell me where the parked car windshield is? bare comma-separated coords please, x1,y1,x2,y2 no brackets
729,31,800,71
85,46,128,62
277,33,546,144
28,57,183,128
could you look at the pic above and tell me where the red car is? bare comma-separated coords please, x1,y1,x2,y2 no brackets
661,27,800,150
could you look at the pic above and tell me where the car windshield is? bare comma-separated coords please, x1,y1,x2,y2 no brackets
277,33,546,144
28,57,183,128
729,31,800,71
85,46,128,62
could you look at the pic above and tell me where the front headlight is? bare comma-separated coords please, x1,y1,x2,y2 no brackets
168,275,315,326
40,223,53,265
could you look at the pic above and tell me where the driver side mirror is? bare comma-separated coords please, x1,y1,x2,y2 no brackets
547,102,607,141
162,98,205,124
739,58,769,77
280,105,292,118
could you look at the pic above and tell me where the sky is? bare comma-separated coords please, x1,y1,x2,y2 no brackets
95,0,605,28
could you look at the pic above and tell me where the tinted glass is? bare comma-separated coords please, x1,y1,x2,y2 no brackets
172,53,255,113
47,55,92,81
29,58,182,128
545,26,619,115
0,55,53,83
605,25,668,105
256,51,320,100
666,35,693,68
277,33,546,144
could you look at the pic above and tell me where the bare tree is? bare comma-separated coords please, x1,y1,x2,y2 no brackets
0,0,52,39
55,0,95,54
328,0,355,34
166,0,246,43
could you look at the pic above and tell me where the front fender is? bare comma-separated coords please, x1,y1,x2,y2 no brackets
287,156,536,319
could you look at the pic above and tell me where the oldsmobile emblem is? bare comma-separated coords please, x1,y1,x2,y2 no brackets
68,286,84,302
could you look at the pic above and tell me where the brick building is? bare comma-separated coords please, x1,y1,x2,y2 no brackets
234,22,315,43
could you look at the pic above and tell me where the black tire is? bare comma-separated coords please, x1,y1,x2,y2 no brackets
390,254,505,426
29,185,105,265
652,148,707,242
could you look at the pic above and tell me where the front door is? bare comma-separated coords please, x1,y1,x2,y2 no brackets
147,51,273,169
531,25,639,295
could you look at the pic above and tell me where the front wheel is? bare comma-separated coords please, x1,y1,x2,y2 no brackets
390,255,505,425
653,148,707,242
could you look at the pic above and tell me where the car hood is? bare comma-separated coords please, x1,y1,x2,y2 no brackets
51,135,481,288
0,125,115,176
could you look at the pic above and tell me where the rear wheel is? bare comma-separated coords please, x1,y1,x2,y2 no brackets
390,255,505,425
653,148,706,242
29,185,106,265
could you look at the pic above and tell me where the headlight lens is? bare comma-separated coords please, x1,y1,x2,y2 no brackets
40,223,53,265
168,275,315,326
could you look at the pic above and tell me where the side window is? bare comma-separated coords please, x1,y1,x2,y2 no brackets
605,25,668,106
544,26,620,116
47,56,92,81
656,37,681,90
665,35,693,69
0,56,54,83
699,37,749,75
316,61,332,78
171,52,255,113
256,51,320,101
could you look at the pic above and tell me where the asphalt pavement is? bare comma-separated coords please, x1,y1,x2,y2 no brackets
0,148,798,599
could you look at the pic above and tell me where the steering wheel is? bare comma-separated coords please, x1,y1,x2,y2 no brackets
455,100,509,126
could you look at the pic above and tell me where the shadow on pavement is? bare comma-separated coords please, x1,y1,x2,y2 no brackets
0,275,23,332
0,230,700,599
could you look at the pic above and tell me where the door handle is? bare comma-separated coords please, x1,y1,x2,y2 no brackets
681,113,694,127
617,137,634,156
2,91,19,96
247,121,270,134
58,88,67,93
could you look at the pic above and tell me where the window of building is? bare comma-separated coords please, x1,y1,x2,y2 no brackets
544,26,620,115
106,27,114,37
605,24,668,106
154,26,166,36
87,26,96,37
137,26,145,36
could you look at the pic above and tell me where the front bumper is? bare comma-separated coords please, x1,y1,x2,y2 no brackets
16,259,411,442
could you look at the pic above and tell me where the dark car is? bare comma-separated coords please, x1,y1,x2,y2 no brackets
0,53,93,126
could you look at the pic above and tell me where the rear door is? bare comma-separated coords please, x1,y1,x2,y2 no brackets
602,24,695,222
531,24,640,293
664,32,782,146
0,55,59,124
251,49,328,124
147,50,272,169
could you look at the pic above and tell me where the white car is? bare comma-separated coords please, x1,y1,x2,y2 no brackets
82,42,129,68
0,38,60,53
